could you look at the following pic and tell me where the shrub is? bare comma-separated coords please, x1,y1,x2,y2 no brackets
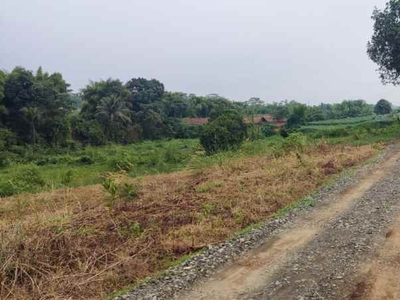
0,165,48,196
0,181,18,197
77,156,94,165
200,111,247,155
61,170,74,186
0,153,11,169
262,123,277,137
374,99,392,115
283,133,308,152
0,129,17,151
102,178,118,198
15,166,46,188
119,182,141,201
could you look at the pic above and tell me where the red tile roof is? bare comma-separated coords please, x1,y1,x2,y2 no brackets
181,114,286,127
182,118,209,125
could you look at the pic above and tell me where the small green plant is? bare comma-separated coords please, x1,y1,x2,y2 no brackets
129,221,141,237
283,133,308,152
102,178,118,198
195,181,223,193
233,209,245,225
119,182,141,201
61,170,74,186
202,203,215,217
0,154,11,169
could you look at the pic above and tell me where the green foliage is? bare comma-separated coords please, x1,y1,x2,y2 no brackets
0,154,11,169
262,123,277,137
282,133,308,152
0,128,17,151
202,203,216,217
102,178,118,199
374,99,392,115
368,0,400,84
299,115,396,139
200,111,247,155
119,182,141,201
15,165,46,187
286,104,307,129
0,165,47,196
95,95,132,140
61,170,74,186
318,100,373,120
196,181,223,193
247,124,264,141
129,222,141,237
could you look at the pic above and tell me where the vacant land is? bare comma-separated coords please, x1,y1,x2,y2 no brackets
0,141,379,299
0,117,399,299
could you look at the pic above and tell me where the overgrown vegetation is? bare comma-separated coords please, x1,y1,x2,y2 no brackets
1,115,398,197
0,140,379,300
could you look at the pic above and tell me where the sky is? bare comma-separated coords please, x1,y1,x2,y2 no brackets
1,0,400,105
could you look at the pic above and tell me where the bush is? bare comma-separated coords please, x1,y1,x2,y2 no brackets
200,111,247,155
77,156,94,165
0,129,17,151
262,123,277,137
0,165,47,196
283,133,308,152
0,153,11,168
14,166,46,188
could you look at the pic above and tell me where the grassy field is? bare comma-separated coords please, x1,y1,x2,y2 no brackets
1,117,399,198
299,115,398,142
0,117,399,299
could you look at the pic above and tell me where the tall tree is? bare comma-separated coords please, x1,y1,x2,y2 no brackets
0,70,7,126
368,0,400,84
125,78,164,112
3,67,36,139
81,79,130,119
95,95,131,140
374,99,392,115
286,104,307,128
3,67,72,145
20,106,42,145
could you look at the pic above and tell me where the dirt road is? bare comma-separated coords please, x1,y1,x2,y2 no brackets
176,145,400,300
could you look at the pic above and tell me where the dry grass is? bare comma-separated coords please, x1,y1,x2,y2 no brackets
0,144,377,299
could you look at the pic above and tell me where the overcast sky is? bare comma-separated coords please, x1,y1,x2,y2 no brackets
1,0,400,105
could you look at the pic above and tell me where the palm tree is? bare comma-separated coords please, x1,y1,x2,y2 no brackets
95,95,131,141
21,106,42,145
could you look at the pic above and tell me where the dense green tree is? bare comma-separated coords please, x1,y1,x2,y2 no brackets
286,104,307,128
200,110,246,155
81,79,130,119
70,114,107,146
368,0,400,84
137,109,163,140
162,92,190,118
20,106,42,145
95,95,132,141
306,106,324,122
374,99,392,115
0,70,7,126
3,67,35,136
3,67,72,145
126,78,164,112
33,68,73,145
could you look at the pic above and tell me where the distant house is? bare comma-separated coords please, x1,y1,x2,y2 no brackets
181,114,286,127
181,118,209,126
244,114,275,124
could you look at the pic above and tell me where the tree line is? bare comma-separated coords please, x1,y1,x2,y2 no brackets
0,66,392,151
